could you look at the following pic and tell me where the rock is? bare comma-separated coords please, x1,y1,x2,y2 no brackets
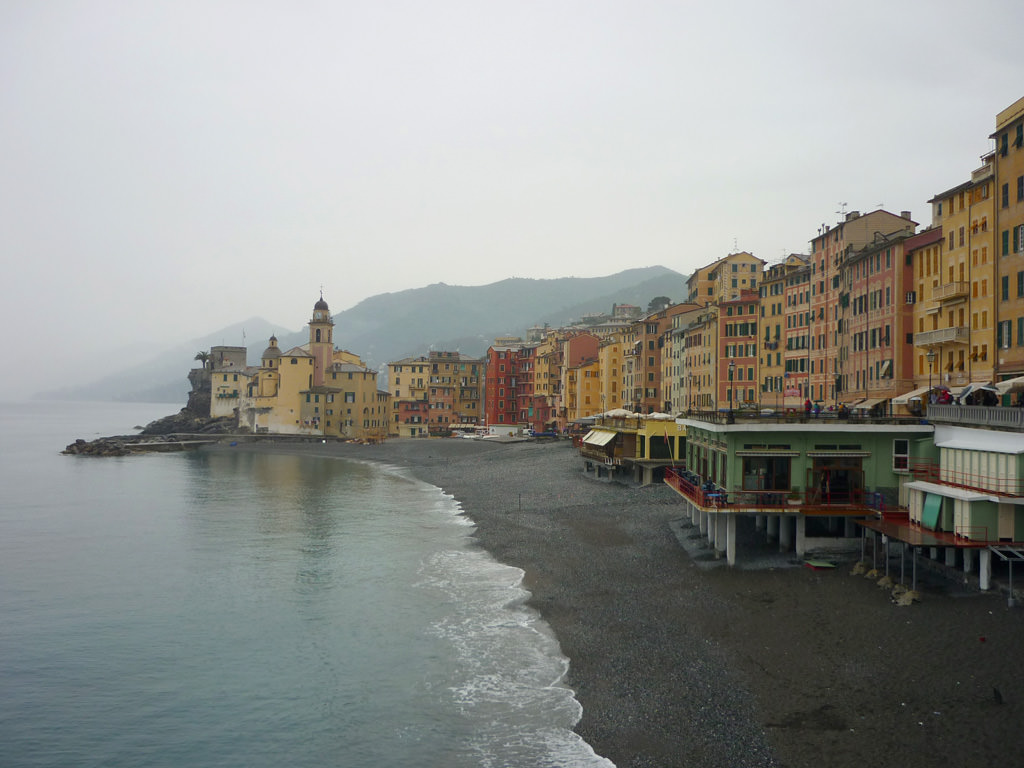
877,575,894,589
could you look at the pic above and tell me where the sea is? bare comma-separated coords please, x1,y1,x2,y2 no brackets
0,401,612,768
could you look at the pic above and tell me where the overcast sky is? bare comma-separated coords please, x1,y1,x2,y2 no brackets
2,0,1022,399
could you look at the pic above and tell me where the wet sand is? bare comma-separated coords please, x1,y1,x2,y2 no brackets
229,437,1024,768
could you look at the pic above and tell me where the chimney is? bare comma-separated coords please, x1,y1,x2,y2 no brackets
901,210,912,219
845,211,860,221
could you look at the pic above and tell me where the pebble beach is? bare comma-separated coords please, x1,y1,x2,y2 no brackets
232,436,1024,768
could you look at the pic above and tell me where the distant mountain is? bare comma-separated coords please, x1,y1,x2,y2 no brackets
37,318,290,404
40,267,687,403
273,266,687,365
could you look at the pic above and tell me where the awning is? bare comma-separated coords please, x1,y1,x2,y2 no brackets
582,429,616,446
996,375,1024,396
806,450,871,458
893,385,931,406
735,449,800,457
922,493,943,531
852,397,886,411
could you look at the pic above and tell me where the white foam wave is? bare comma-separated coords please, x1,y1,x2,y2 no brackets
417,543,614,767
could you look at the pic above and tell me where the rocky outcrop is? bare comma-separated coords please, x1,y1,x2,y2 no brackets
140,407,233,436
63,407,235,457
63,437,136,456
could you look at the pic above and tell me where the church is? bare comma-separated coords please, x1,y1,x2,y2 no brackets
222,295,389,441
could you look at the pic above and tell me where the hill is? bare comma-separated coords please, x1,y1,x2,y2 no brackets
39,267,687,403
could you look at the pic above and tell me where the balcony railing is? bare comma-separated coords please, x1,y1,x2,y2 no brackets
665,468,885,513
916,326,970,346
910,455,1024,496
926,403,1024,429
933,281,970,302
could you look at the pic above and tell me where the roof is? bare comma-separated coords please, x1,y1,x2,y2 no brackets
933,426,1024,454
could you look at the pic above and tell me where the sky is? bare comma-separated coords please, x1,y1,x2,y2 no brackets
2,0,1023,399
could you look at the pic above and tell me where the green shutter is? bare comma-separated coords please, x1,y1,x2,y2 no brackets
922,493,943,531
1004,230,1011,255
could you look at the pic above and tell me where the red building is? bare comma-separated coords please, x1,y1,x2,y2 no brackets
484,341,522,428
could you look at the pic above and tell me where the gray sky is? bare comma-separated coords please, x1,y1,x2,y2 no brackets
2,0,1022,400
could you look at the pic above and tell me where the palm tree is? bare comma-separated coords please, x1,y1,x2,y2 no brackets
194,351,211,370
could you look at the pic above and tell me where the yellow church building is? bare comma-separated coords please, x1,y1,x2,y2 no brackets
237,295,389,441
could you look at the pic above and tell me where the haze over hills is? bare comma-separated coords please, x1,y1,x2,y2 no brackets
39,266,688,404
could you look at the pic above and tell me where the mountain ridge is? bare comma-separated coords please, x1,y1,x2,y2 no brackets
38,266,687,403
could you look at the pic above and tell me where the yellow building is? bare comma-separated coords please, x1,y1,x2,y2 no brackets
993,96,1024,382
758,259,799,411
598,333,625,413
922,160,997,391
238,296,388,441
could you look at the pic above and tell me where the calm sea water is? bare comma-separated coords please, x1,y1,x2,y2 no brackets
0,402,611,768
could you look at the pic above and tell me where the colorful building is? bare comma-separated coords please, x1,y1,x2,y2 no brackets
993,96,1024,382
237,296,388,441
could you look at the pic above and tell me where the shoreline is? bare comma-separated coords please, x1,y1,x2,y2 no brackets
215,437,1023,768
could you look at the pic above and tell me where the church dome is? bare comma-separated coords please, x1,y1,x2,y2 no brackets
314,296,329,311
262,336,281,358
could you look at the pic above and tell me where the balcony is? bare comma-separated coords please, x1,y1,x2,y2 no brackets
926,403,1024,430
916,326,970,346
933,281,970,302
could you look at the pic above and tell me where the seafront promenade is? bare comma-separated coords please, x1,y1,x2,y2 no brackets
216,436,1022,768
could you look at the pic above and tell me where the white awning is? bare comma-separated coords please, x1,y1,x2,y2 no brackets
852,397,886,411
996,375,1024,396
893,385,931,406
582,429,616,446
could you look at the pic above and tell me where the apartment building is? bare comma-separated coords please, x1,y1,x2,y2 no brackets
993,96,1024,380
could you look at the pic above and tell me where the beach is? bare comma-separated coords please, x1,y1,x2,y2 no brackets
231,437,1024,768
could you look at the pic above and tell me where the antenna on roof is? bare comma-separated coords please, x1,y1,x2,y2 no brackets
732,237,738,252
836,202,848,217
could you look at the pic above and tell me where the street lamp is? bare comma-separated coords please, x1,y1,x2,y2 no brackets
728,359,736,423
926,349,936,395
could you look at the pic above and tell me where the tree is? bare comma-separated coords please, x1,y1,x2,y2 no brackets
647,296,672,313
194,351,211,370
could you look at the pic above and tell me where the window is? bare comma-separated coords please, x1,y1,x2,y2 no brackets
1002,183,1009,208
1018,175,1024,202
1002,275,1010,301
893,439,909,472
